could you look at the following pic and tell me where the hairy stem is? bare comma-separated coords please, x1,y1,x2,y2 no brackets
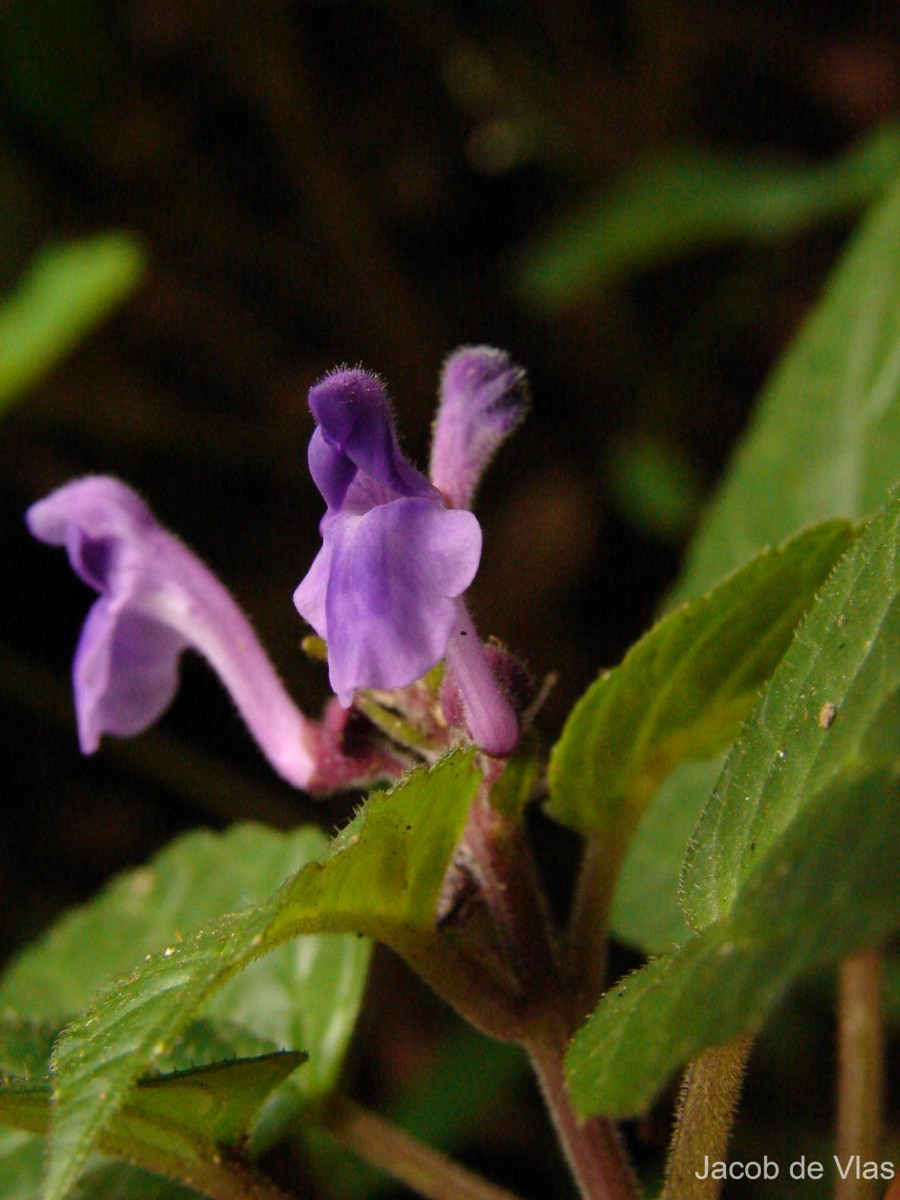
526,1033,642,1200
662,1034,753,1200
835,949,885,1200
453,791,640,1199
172,1154,298,1200
321,1093,524,1200
567,836,622,1021
453,790,561,1001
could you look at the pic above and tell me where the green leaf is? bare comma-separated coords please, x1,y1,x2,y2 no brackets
0,824,313,1015
0,821,372,1186
566,489,900,1118
0,823,370,1106
149,1018,288,1077
682,486,900,929
609,757,723,953
0,1010,302,1194
567,765,900,1118
43,753,480,1200
671,168,900,606
0,1013,59,1079
0,1051,304,1143
516,124,900,307
267,751,482,943
0,1129,44,1200
0,1014,299,1189
0,1052,304,1199
72,1163,197,1200
615,162,900,956
132,1052,309,1147
546,521,853,856
0,1011,287,1090
0,233,145,411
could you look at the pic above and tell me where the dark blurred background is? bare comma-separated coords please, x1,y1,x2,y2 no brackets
1,2,898,1196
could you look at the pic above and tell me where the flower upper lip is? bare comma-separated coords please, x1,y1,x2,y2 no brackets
294,368,483,707
308,367,435,512
294,350,526,756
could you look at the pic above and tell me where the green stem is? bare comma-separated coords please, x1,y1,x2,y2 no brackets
566,836,621,1022
159,1152,297,1200
321,1093,525,1200
354,691,433,751
835,949,885,1200
662,1034,753,1200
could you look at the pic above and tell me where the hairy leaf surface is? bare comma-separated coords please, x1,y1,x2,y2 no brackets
546,522,852,856
566,491,900,1116
42,754,480,1200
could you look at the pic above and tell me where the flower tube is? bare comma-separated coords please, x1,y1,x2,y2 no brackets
27,476,320,788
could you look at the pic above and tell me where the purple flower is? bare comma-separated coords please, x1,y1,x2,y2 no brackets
294,356,525,756
28,348,527,775
293,369,481,702
431,347,528,511
26,476,402,791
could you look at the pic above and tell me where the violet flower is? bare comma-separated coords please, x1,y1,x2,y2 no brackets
294,350,525,757
26,477,401,792
28,347,526,777
431,346,528,511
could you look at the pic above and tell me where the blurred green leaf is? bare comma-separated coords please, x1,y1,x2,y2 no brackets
0,1008,301,1197
546,521,852,854
566,489,900,1118
0,1051,304,1146
0,1129,44,1200
671,167,900,605
0,233,144,412
604,436,703,541
609,756,723,953
41,753,480,1200
517,123,900,307
0,823,372,1159
0,1052,303,1199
